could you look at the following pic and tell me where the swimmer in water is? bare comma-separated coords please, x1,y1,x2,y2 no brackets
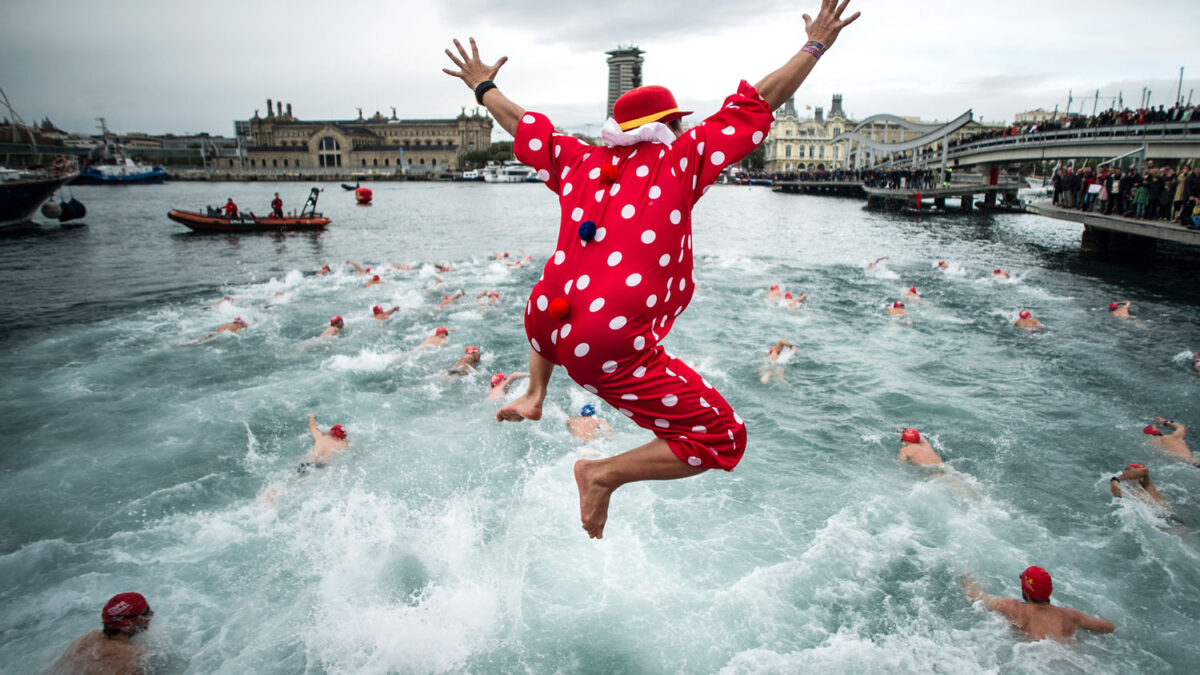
391,263,413,271
320,315,344,338
1144,417,1192,462
314,264,332,276
937,260,949,270
52,593,155,675
761,339,797,384
298,413,350,474
346,261,372,276
1110,464,1165,507
897,428,941,465
1013,310,1042,330
366,274,384,288
207,295,234,308
1107,301,1132,318
477,290,500,304
209,316,248,337
784,292,807,308
372,305,400,321
766,284,784,303
449,0,860,538
867,256,889,270
992,268,1011,279
962,567,1114,641
419,326,454,347
487,371,529,400
887,300,908,317
567,404,614,441
1193,351,1200,374
438,290,465,307
434,263,454,273
446,345,481,376
902,285,920,300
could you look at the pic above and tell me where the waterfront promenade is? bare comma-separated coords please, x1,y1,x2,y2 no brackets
1026,202,1200,252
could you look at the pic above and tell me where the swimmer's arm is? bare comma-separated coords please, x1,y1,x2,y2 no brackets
443,37,523,137
307,414,321,441
962,575,1008,612
345,260,364,274
753,0,860,110
1067,607,1115,634
598,419,614,436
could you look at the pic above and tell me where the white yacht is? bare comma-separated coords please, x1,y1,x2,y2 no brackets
482,160,537,183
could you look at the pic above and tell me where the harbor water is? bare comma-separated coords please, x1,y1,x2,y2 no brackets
2,181,1199,673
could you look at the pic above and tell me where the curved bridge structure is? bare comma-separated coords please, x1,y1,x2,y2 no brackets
834,111,975,152
943,121,1200,166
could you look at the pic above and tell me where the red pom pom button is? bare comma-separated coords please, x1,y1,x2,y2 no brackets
548,297,570,319
599,164,619,184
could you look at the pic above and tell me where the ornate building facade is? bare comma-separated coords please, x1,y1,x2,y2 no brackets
762,95,852,174
243,99,493,173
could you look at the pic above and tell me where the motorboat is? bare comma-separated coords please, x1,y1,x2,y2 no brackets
1,167,78,229
168,187,329,232
75,156,166,185
481,160,537,183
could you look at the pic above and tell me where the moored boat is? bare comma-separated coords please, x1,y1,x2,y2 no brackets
75,157,167,185
481,160,536,183
974,200,1028,214
1,169,78,229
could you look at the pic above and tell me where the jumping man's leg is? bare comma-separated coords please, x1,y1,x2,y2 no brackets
573,438,707,539
497,347,554,422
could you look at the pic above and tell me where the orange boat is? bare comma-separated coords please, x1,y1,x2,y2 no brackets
168,187,329,232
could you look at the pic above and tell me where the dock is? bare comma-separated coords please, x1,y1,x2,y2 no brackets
863,182,1025,210
773,180,864,197
1026,203,1200,253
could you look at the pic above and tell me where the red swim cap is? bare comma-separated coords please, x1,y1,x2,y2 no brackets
233,317,246,326
322,264,330,271
785,292,793,299
1144,425,1163,436
329,424,347,439
909,286,917,294
1108,302,1119,311
465,345,480,354
102,593,152,630
372,274,380,282
1020,566,1053,603
770,284,779,290
1019,310,1031,319
372,305,383,315
490,373,505,388
1125,463,1146,470
994,268,1002,274
893,300,905,308
330,316,342,325
503,252,509,257
901,428,920,443
435,326,448,336
365,267,371,273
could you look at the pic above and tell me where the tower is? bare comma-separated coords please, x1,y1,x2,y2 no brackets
830,94,844,118
606,46,645,119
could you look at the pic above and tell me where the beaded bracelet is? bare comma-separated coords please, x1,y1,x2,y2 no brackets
801,40,826,60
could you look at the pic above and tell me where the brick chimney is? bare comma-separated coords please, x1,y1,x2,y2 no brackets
267,99,274,118
815,106,824,123
286,103,292,118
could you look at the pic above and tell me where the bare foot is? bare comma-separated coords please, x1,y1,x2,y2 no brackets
574,459,613,539
496,392,543,422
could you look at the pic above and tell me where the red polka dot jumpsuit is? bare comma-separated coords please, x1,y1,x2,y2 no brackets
514,81,773,470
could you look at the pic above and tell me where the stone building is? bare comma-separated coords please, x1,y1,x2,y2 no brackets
241,99,493,173
762,94,852,173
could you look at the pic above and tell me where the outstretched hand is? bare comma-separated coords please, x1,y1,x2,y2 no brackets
443,37,508,90
804,0,861,49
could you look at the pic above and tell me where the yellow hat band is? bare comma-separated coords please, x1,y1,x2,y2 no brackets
618,108,680,131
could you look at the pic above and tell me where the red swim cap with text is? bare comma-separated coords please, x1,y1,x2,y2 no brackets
330,424,347,439
901,428,920,443
1020,566,1053,602
102,593,152,630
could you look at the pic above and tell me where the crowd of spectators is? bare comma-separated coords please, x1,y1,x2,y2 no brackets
766,167,941,189
1052,162,1200,227
950,104,1199,149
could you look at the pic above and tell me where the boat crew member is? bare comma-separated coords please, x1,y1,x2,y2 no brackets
51,593,155,675
962,567,1115,640
222,198,238,217
271,192,283,218
445,0,860,539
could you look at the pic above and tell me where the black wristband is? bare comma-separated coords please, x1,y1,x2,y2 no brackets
474,80,497,105
1110,477,1120,482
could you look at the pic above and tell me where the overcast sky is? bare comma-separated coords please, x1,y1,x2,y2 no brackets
1,0,1197,139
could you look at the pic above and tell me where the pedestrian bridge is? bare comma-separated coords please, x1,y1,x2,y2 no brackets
943,122,1200,166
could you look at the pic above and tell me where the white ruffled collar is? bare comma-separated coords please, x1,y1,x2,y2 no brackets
600,118,676,148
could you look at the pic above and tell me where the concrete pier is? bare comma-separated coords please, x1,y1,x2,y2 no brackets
1026,203,1200,253
863,182,1024,210
773,180,865,197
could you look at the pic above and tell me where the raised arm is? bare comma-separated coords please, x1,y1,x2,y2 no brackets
753,0,861,111
1154,417,1185,438
307,414,321,441
346,260,364,274
963,575,1016,616
443,37,525,137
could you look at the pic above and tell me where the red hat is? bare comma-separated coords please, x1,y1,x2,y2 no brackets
901,428,920,443
490,373,505,388
1019,310,1031,319
465,345,480,354
435,326,448,336
329,424,347,439
372,274,380,282
613,85,692,132
1144,425,1163,436
770,284,779,290
365,267,371,273
322,264,331,271
893,300,905,308
785,292,793,299
102,593,152,630
1125,463,1146,470
1020,566,1053,603
372,305,383,314
1108,302,1119,311
994,268,1002,274
330,315,343,325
